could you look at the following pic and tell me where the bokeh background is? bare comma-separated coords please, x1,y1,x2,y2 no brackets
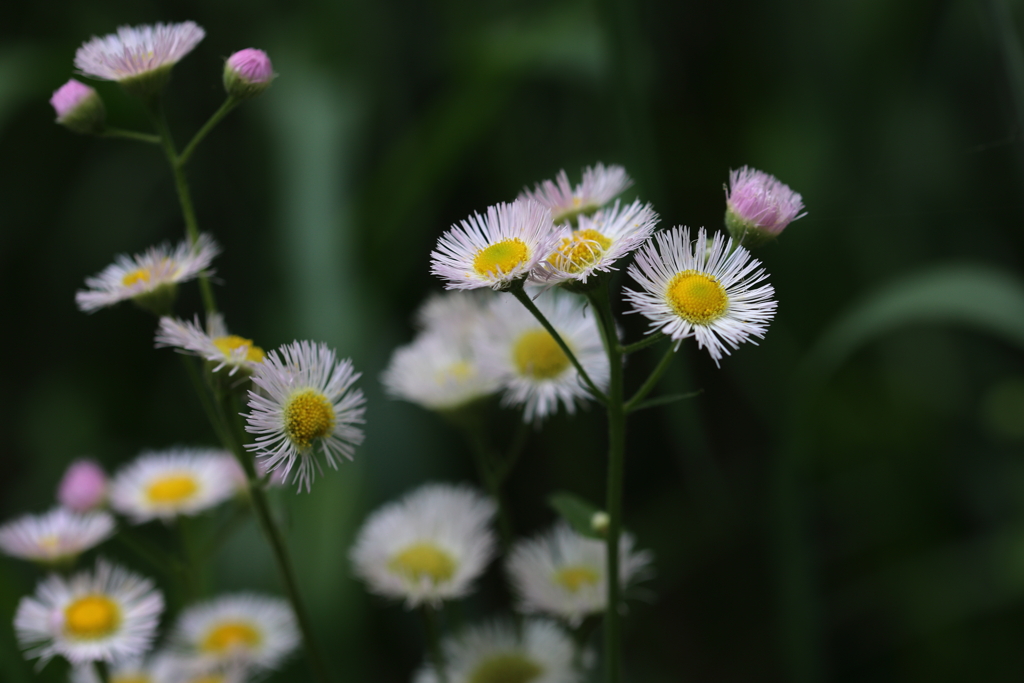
3,0,1024,681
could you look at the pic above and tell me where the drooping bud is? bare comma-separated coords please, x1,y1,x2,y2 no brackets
57,459,108,512
724,166,806,248
223,48,275,100
50,80,105,135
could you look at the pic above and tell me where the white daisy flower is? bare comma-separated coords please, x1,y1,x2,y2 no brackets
170,594,299,673
71,653,180,683
14,559,164,666
109,448,240,524
243,341,365,493
0,508,114,565
430,200,558,291
76,234,220,315
156,314,266,377
506,522,653,626
477,290,609,423
74,22,206,96
350,484,497,608
520,162,633,226
382,332,499,412
414,289,495,347
541,200,659,285
413,619,580,683
624,226,777,365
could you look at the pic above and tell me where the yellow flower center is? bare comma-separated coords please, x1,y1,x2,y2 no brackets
388,543,457,583
122,268,152,287
146,474,198,504
283,389,336,449
473,239,529,277
64,595,120,640
553,565,600,593
201,621,262,653
190,678,224,683
513,330,570,380
438,360,474,385
666,270,728,325
112,676,150,683
549,229,612,273
468,653,544,683
213,335,266,364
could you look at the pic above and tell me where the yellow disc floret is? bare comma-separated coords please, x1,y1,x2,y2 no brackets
666,270,729,325
513,330,571,380
146,474,198,504
111,677,150,683
549,229,612,273
64,595,121,640
473,239,529,277
553,565,600,593
121,268,152,287
213,335,266,364
283,389,336,450
388,543,457,584
201,621,262,653
468,653,544,683
437,360,474,385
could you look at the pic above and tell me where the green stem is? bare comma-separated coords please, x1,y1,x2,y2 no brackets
508,282,607,403
422,605,448,683
148,97,218,315
587,285,625,683
178,97,240,166
100,127,161,144
624,345,674,412
462,424,515,552
619,331,665,355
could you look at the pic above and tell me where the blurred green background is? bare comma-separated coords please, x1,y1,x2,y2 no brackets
3,0,1024,681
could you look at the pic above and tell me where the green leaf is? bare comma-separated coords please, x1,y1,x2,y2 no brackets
549,491,605,540
628,390,703,413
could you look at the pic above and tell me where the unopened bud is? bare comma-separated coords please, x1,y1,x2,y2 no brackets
591,511,610,536
57,459,108,511
224,48,275,100
50,80,105,135
724,166,805,248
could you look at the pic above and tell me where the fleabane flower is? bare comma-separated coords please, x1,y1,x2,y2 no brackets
413,619,579,683
382,332,499,412
350,483,497,608
58,459,108,512
109,448,240,524
506,522,653,626
223,48,275,99
520,162,632,226
14,559,164,666
430,200,557,291
414,289,494,347
541,200,658,285
75,234,220,315
170,594,299,673
71,653,179,683
724,166,806,247
74,22,206,97
625,227,777,365
0,508,115,565
477,290,609,423
244,341,366,493
156,314,266,378
50,79,105,135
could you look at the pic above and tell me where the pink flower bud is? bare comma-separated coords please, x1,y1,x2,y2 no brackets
57,459,108,512
50,80,105,134
724,166,806,247
224,48,275,99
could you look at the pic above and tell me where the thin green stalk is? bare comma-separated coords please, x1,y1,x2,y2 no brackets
587,285,625,683
624,345,674,412
422,605,448,683
178,97,240,166
462,424,515,552
100,127,160,144
508,282,607,403
619,331,665,355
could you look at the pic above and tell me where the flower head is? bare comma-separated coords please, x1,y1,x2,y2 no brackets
0,508,115,565
224,48,275,99
724,166,806,246
244,341,366,492
506,522,652,626
156,314,266,378
74,22,206,97
413,619,579,683
430,200,557,291
109,448,240,524
382,332,499,412
625,227,777,365
58,459,108,512
75,234,220,315
540,200,658,285
350,484,497,608
520,163,632,226
170,594,299,674
50,80,105,134
14,559,164,666
477,290,609,423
